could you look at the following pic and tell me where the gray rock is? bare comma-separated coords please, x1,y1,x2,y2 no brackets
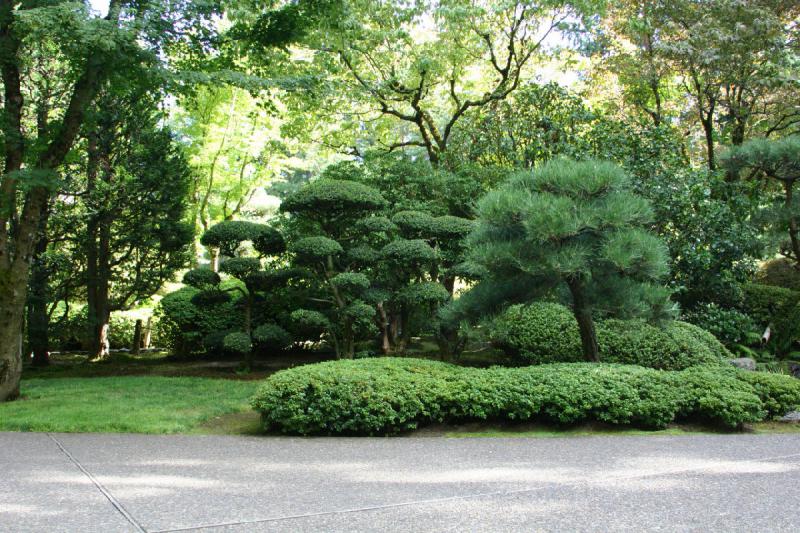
788,362,800,379
728,357,756,371
779,411,800,422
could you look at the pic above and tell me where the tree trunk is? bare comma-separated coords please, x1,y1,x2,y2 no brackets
86,124,113,361
701,115,716,172
0,286,25,400
132,319,142,355
567,279,599,362
27,206,51,367
784,180,800,265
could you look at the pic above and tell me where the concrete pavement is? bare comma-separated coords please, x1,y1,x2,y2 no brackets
2,432,800,532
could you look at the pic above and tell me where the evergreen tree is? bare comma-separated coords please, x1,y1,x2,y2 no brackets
453,158,674,361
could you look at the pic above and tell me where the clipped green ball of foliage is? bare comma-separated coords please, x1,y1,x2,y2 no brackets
347,244,381,265
220,257,262,280
381,239,436,269
154,286,241,356
289,309,331,334
280,179,386,216
245,268,304,292
201,220,283,257
429,215,473,239
756,258,800,291
683,303,757,346
356,216,396,233
391,210,436,237
190,289,231,307
330,272,370,294
290,236,343,262
183,268,220,289
251,358,800,435
223,332,252,354
398,282,451,306
252,323,292,350
489,302,729,369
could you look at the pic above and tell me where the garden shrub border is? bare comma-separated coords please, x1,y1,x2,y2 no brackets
251,358,800,436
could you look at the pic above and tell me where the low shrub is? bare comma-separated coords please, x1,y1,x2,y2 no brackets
740,283,800,354
682,303,758,347
489,302,729,369
251,358,800,435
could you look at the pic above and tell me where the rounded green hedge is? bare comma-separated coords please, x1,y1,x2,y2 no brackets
251,358,800,435
489,302,729,369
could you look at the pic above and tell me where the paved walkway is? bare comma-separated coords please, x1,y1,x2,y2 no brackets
2,432,799,532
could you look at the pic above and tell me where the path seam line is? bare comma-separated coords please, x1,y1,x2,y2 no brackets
152,450,800,532
47,433,147,533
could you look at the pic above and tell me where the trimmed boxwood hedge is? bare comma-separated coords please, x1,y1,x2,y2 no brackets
489,302,730,369
251,358,800,435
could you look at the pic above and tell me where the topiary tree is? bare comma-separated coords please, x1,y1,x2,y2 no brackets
281,177,388,359
454,158,674,362
185,219,287,369
722,136,800,266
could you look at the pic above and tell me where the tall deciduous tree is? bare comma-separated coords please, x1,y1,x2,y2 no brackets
0,0,218,401
248,0,596,165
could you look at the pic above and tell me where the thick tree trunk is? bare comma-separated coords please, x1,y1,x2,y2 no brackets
0,285,25,400
567,279,599,362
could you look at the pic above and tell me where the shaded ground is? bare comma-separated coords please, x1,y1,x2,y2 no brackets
3,432,800,532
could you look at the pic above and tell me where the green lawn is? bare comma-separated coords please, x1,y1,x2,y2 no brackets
0,377,260,434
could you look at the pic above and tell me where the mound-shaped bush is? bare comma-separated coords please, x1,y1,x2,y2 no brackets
489,302,729,369
251,358,800,435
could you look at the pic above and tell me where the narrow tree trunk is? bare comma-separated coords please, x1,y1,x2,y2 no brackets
784,180,800,265
376,302,391,354
567,279,599,362
132,319,142,355
27,207,51,367
702,116,716,172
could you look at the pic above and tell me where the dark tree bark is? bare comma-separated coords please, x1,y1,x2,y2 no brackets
567,278,600,362
27,205,51,367
0,0,123,401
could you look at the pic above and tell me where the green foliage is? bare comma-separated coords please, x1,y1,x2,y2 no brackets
289,309,331,336
289,236,343,262
461,158,674,360
183,268,221,289
397,282,451,306
489,302,729,370
381,239,436,270
280,179,387,219
740,283,800,354
683,303,758,347
252,324,292,350
329,272,370,294
757,258,800,291
223,332,252,355
251,358,800,435
201,221,283,257
154,287,240,356
219,257,262,280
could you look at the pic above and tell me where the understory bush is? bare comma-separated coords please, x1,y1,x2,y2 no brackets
251,358,800,435
50,308,141,351
682,303,758,347
489,302,729,369
740,283,800,354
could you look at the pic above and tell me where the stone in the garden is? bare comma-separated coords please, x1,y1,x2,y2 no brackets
728,358,756,371
779,411,800,422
